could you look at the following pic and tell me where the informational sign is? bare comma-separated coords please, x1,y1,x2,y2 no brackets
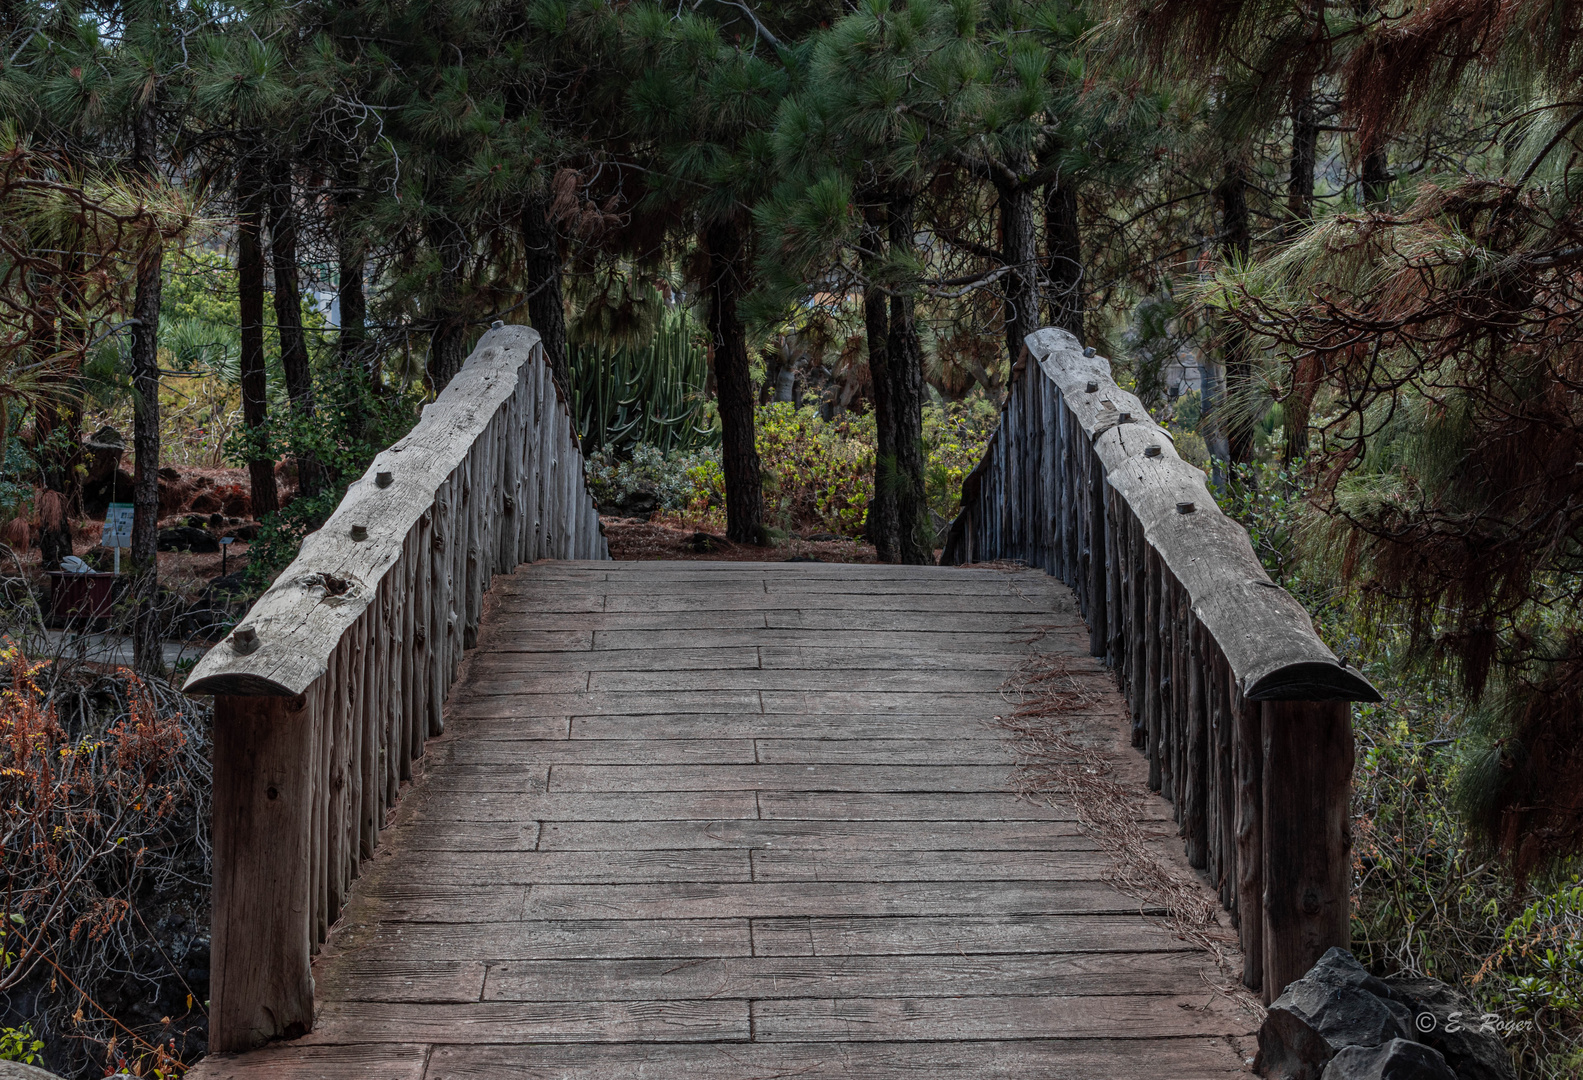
101,503,134,549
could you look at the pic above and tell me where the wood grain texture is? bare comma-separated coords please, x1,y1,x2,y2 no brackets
189,561,1253,1078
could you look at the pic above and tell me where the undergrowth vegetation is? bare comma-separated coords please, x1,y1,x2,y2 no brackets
0,645,211,1075
1212,462,1583,1079
586,399,998,541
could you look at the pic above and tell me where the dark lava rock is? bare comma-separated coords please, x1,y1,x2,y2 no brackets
1383,978,1516,1080
157,525,220,553
804,531,840,542
179,571,252,640
1321,1040,1457,1080
599,488,660,520
688,531,732,553
1259,948,1415,1080
231,522,261,542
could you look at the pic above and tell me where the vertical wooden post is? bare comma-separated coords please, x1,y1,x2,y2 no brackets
1234,688,1263,993
1261,699,1354,1002
1087,449,1107,657
1184,614,1208,868
1144,546,1163,792
210,694,316,1052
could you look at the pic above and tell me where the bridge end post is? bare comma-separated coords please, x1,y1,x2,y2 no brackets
1259,699,1355,1003
210,693,316,1052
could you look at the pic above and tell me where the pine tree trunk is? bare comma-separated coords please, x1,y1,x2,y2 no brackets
237,149,280,519
267,155,320,497
1361,146,1391,206
703,218,765,545
425,217,469,393
883,191,933,565
996,159,1039,365
1217,165,1255,466
1287,86,1319,235
860,204,898,561
1043,176,1084,342
522,191,570,397
129,103,163,676
335,152,368,426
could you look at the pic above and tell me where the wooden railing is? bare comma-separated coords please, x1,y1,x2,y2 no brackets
943,327,1380,1004
183,325,608,1050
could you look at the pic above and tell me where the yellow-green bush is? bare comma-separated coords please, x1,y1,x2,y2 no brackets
638,400,999,540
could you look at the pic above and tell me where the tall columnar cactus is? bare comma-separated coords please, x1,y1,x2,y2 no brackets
569,310,719,454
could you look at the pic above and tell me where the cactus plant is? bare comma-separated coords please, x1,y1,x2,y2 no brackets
569,309,719,454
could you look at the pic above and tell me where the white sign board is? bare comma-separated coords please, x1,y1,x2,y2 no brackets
101,503,134,549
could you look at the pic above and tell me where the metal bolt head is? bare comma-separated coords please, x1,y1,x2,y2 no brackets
376,470,394,488
491,319,504,329
1144,445,1162,458
1083,346,1096,357
1119,411,1132,423
350,524,369,541
232,626,260,654
1176,501,1196,515
1085,381,1099,393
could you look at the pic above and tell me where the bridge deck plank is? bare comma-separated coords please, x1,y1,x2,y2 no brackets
191,562,1254,1079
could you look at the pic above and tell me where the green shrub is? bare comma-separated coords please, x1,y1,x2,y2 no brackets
755,402,875,537
922,398,998,524
0,1021,43,1065
585,443,723,514
227,369,422,586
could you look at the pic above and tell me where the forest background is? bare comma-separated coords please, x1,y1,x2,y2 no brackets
0,0,1581,1075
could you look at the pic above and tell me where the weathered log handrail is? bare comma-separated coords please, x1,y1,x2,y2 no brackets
184,325,608,1050
943,327,1380,1003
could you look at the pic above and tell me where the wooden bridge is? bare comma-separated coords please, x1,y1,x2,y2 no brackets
184,327,1377,1077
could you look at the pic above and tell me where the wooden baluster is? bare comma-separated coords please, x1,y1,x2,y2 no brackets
1087,445,1106,655
463,439,482,649
323,641,344,928
1184,610,1208,868
1128,512,1147,747
447,463,466,684
360,599,381,858
1163,574,1179,808
506,377,526,568
308,678,327,948
1145,545,1163,791
1262,700,1354,1002
1234,683,1263,993
397,541,416,781
1217,652,1237,911
427,498,448,736
209,693,316,1052
1204,635,1222,897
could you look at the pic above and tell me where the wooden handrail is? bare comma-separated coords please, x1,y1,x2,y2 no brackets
944,327,1380,1003
184,325,608,1050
